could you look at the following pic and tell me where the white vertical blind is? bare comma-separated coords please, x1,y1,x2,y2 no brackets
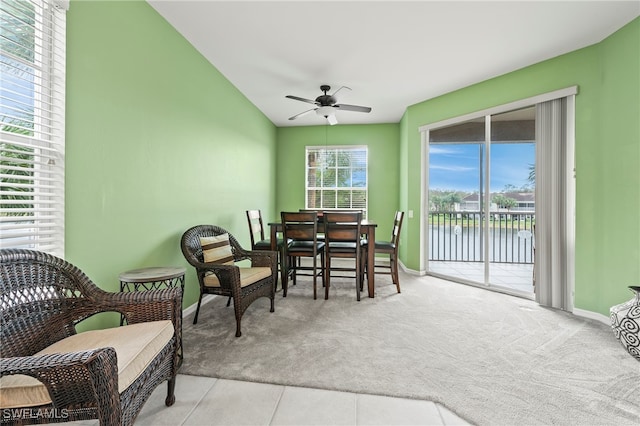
535,96,575,311
0,0,67,256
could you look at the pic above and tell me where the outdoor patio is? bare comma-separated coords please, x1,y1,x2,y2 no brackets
428,260,534,295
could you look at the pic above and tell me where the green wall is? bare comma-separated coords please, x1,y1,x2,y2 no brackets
400,18,639,316
65,0,637,328
578,18,640,314
275,123,400,239
66,0,277,328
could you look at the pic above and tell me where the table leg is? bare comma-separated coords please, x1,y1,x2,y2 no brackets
270,224,284,292
367,226,375,298
270,224,278,251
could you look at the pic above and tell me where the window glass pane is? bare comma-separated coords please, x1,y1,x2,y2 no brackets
306,190,317,208
352,190,367,209
322,168,336,187
336,190,352,208
337,151,351,167
324,151,336,167
353,168,366,187
337,169,351,187
322,190,336,208
1,1,35,62
307,167,321,187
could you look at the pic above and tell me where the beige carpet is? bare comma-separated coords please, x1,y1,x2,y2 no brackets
180,270,640,426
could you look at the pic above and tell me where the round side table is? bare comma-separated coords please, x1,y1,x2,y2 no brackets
119,266,186,293
119,266,186,366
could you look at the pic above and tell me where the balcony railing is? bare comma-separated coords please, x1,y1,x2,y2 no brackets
428,210,535,264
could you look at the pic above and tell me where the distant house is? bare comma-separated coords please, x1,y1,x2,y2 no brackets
459,192,535,213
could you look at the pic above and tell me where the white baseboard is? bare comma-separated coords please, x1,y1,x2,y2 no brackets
573,308,610,325
401,263,612,326
182,294,217,319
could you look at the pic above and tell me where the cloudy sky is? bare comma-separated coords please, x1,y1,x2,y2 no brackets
429,142,535,193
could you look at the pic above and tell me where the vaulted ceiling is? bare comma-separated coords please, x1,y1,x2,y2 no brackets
148,1,639,127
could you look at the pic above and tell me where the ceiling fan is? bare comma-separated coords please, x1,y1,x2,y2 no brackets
286,85,372,125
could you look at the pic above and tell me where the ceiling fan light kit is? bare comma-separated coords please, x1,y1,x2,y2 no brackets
286,85,371,125
316,106,334,117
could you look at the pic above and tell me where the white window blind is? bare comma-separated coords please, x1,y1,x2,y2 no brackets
1,0,67,256
305,146,368,217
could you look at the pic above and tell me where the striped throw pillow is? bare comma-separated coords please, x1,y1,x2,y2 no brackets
200,234,234,264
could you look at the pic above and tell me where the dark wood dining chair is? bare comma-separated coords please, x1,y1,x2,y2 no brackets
363,211,404,293
246,209,290,275
280,211,325,299
323,211,365,301
298,209,325,240
246,209,271,250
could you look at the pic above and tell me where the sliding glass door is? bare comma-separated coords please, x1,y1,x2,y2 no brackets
428,117,486,284
488,109,536,294
427,107,536,296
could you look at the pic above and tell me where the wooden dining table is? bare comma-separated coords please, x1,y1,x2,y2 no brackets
268,219,378,298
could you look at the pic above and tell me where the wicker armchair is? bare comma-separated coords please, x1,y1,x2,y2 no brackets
0,249,182,426
180,225,277,337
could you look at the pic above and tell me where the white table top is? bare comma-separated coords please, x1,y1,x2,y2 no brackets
119,266,186,283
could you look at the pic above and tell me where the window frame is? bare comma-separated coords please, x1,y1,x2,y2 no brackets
305,145,368,218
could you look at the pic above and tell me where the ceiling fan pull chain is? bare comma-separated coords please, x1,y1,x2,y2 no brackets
332,86,352,97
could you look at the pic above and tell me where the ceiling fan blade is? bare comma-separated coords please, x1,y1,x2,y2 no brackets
326,114,338,125
334,103,372,113
288,108,317,121
286,95,319,105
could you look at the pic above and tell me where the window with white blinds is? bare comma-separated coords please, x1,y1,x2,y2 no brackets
0,0,67,256
305,146,368,217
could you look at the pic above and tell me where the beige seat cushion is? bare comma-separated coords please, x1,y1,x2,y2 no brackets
0,320,174,409
203,266,271,288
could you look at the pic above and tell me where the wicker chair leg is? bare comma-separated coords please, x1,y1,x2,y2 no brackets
270,296,275,312
234,300,242,337
193,294,203,325
226,296,232,307
165,377,176,406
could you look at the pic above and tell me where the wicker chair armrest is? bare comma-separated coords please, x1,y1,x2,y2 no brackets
97,287,182,327
192,263,241,292
0,349,121,422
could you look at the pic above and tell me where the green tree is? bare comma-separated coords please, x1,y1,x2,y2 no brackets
492,194,517,209
528,163,535,186
430,191,462,211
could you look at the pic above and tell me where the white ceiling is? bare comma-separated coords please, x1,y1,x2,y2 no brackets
147,1,639,127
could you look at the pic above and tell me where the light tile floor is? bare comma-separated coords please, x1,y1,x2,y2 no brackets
429,261,534,295
133,374,471,426
63,374,470,425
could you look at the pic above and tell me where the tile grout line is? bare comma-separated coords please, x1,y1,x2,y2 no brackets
267,385,287,425
180,377,219,426
435,403,451,426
